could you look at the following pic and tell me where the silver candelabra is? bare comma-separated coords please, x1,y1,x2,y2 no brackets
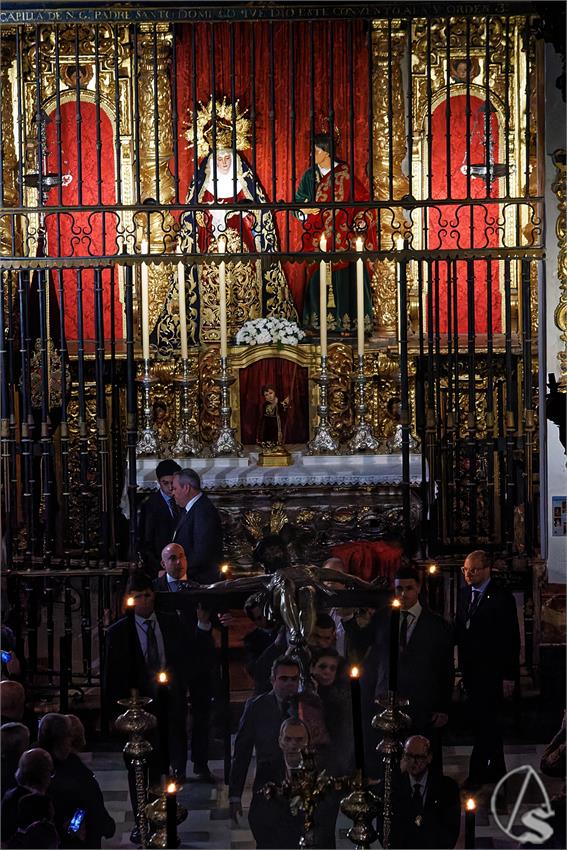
345,355,381,453
211,356,243,456
306,355,339,454
136,359,159,456
172,358,202,456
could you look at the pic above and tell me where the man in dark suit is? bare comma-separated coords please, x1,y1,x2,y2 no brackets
360,566,454,777
138,459,182,577
153,543,217,782
104,570,214,826
243,593,278,677
455,549,520,789
228,657,300,838
171,468,223,584
376,735,461,849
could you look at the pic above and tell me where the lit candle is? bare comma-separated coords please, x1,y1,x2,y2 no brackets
349,665,365,774
218,236,228,359
157,671,170,778
427,563,443,614
141,240,150,362
465,797,476,848
176,246,188,361
356,237,365,358
125,596,138,693
220,563,231,577
165,781,178,849
319,234,327,357
389,598,401,693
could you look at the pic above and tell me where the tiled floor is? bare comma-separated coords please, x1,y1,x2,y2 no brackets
91,740,563,849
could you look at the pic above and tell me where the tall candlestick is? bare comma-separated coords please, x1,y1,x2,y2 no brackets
157,671,170,778
388,599,401,693
218,236,228,359
319,234,327,357
465,797,476,848
176,246,188,361
141,240,150,361
125,597,138,693
356,237,365,357
165,782,178,849
349,665,365,775
395,234,404,355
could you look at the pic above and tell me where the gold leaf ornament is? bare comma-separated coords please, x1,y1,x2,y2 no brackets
186,95,252,160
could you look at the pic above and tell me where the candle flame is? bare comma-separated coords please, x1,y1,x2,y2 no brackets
392,598,401,608
157,671,168,684
126,596,135,608
220,563,230,575
349,665,360,679
319,234,327,252
428,563,438,575
466,798,476,812
355,236,364,252
166,782,177,795
217,235,227,253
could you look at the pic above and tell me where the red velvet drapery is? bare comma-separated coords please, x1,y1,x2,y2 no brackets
428,94,502,334
174,20,371,316
238,358,309,445
45,101,122,341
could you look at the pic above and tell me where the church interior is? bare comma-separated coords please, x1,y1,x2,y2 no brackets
0,1,566,848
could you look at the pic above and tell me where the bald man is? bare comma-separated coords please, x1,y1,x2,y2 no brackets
456,549,520,789
153,543,217,782
376,735,461,849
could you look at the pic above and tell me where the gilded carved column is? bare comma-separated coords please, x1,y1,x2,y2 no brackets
136,22,177,334
552,149,567,388
371,20,409,336
0,31,21,257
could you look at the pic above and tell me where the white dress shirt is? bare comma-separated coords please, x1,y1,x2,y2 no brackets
134,611,166,669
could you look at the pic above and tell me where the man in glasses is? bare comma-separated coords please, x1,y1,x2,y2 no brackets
456,550,520,791
376,735,461,849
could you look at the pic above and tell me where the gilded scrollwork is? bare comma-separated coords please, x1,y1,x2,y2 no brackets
0,32,20,258
552,149,567,386
326,343,354,441
199,347,222,444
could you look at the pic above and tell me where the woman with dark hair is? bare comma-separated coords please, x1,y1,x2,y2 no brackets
309,647,354,776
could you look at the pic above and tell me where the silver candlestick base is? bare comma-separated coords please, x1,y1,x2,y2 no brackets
306,355,339,455
211,356,243,457
172,358,202,456
345,355,381,453
136,360,160,456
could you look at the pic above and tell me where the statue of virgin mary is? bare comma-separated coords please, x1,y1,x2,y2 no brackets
154,97,297,351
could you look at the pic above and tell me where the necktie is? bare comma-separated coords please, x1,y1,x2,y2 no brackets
144,619,160,674
168,497,177,519
399,611,410,651
411,783,423,814
175,580,187,592
467,589,481,619
281,699,291,720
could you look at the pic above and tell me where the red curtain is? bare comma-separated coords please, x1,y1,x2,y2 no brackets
174,20,371,315
330,540,403,583
428,94,502,334
238,358,309,445
45,101,122,341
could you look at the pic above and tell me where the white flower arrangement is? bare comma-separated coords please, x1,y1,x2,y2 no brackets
235,317,305,346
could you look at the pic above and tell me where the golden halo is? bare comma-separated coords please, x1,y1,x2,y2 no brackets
186,95,252,159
